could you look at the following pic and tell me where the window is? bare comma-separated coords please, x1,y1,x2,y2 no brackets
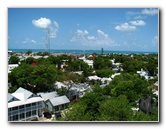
12,107,18,111
32,110,36,116
20,113,25,119
26,104,31,107
32,103,36,106
19,105,24,109
26,111,31,117
13,115,18,121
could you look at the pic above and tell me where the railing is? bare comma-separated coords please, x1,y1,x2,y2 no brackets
8,104,43,116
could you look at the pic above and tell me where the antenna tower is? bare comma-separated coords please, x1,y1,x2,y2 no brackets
46,28,50,52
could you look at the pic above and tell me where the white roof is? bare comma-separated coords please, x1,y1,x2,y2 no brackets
84,60,93,64
87,75,101,80
54,82,68,89
8,87,44,108
48,95,70,106
8,64,19,67
111,73,121,79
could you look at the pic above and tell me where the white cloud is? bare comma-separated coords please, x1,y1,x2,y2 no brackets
115,23,136,32
32,17,51,29
32,17,59,39
97,29,108,38
22,38,37,44
76,29,89,35
152,36,158,46
134,15,147,19
130,20,146,26
142,8,158,16
87,36,95,40
70,29,116,47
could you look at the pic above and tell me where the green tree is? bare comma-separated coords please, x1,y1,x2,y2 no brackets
26,50,32,55
96,68,113,77
8,61,59,93
105,73,150,104
98,95,132,121
25,57,37,64
9,56,20,64
8,63,34,92
93,56,112,70
29,63,58,92
64,89,107,121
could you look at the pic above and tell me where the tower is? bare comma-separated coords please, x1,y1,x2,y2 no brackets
46,28,50,52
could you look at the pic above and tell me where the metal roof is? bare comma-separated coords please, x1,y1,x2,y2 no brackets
48,95,70,106
8,87,44,108
38,91,58,101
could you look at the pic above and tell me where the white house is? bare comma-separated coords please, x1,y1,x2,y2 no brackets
37,91,59,109
8,87,44,121
101,77,112,84
137,69,154,80
8,64,19,73
87,75,101,81
45,95,70,113
83,59,94,69
111,73,121,79
54,81,68,89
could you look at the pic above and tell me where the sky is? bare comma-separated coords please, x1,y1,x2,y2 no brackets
8,8,159,52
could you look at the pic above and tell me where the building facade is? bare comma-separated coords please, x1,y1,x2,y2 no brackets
8,87,44,121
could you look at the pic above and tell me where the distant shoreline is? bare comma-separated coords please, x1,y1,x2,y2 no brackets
8,49,158,55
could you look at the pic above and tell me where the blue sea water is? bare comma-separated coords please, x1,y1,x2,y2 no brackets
8,49,158,55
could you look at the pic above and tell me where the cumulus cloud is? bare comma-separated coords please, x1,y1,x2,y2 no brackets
142,8,158,16
32,17,51,29
126,8,158,20
77,29,89,35
70,30,90,43
70,29,116,47
130,20,146,26
115,23,136,32
97,29,108,38
32,17,59,39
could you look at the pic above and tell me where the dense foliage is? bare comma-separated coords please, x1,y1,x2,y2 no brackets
63,73,158,121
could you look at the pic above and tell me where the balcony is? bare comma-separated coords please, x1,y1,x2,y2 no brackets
8,104,43,116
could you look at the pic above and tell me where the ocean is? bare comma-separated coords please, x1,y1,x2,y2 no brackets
8,49,158,55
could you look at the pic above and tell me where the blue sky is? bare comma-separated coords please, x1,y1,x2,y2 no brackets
8,8,158,52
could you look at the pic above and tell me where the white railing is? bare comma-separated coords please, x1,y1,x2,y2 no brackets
8,104,43,116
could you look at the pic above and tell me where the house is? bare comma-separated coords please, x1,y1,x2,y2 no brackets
87,75,101,81
111,73,121,79
101,77,112,84
54,81,68,89
8,64,19,73
45,95,70,113
83,59,94,69
37,91,59,109
8,87,44,121
137,69,154,80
